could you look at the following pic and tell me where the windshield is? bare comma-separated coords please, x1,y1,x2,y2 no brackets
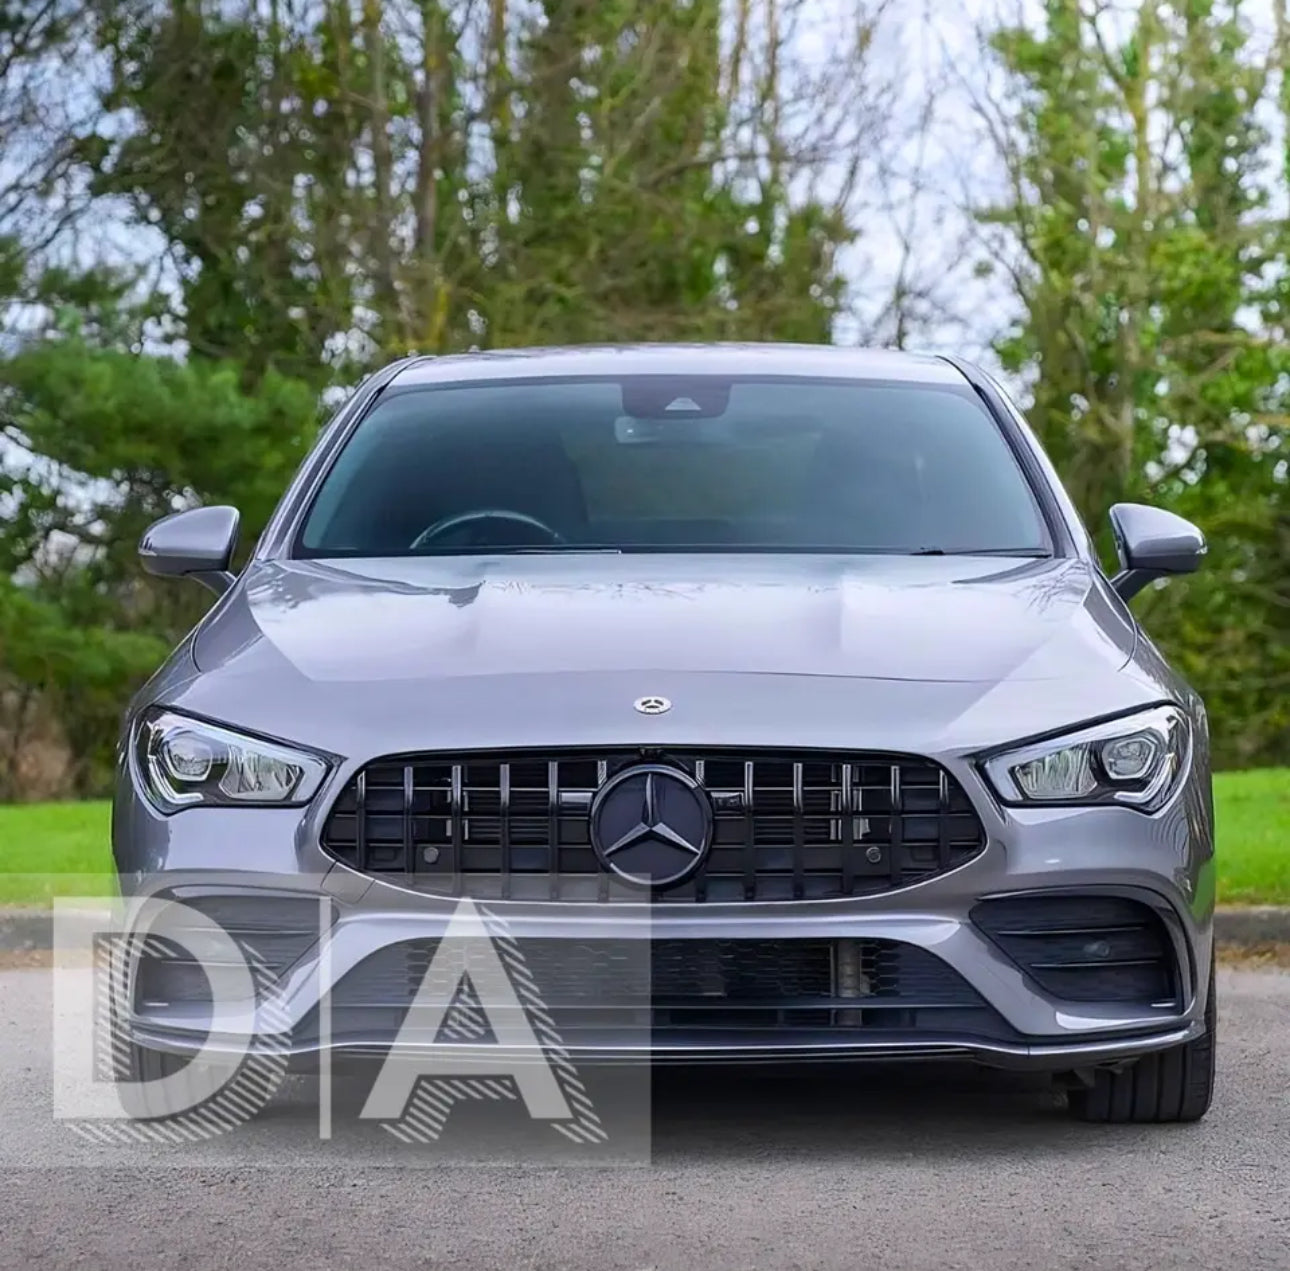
297,376,1050,557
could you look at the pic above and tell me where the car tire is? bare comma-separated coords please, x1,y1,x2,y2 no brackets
114,1039,245,1121
1067,962,1216,1124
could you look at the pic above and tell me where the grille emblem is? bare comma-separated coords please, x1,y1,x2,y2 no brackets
589,765,712,889
634,695,671,715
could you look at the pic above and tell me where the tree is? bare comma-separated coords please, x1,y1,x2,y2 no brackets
0,0,94,249
0,284,321,794
1,0,897,794
84,0,888,366
974,0,1290,766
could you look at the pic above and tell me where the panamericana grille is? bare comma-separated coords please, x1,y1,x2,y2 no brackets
971,895,1180,1006
320,749,986,902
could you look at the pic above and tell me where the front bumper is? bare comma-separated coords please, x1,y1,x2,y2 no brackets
113,881,1212,1074
112,743,1215,1072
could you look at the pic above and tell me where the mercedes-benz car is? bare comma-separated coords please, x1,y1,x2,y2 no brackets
112,344,1215,1124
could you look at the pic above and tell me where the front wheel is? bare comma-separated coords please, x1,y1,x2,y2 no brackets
114,1039,248,1121
1066,962,1216,1124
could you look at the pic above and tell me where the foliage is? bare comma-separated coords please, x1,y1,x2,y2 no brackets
0,0,887,796
976,0,1290,767
84,0,876,370
0,294,322,796
0,0,1287,791
0,579,168,796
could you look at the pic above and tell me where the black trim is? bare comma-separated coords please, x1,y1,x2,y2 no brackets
1111,566,1170,602
323,935,1020,1041
974,699,1179,764
190,570,237,596
973,884,1198,1011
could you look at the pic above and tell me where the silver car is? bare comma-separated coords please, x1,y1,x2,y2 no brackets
112,344,1215,1124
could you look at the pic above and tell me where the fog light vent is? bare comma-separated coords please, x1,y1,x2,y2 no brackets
970,894,1178,1007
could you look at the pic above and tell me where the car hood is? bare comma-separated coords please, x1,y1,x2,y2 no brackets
167,553,1158,760
195,552,1132,686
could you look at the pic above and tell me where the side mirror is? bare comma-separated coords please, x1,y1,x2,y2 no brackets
1108,503,1205,602
139,506,240,597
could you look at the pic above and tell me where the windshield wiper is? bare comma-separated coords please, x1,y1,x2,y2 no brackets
508,546,623,554
911,547,1052,557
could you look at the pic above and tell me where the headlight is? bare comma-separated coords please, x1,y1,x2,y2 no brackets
981,705,1189,813
136,709,331,812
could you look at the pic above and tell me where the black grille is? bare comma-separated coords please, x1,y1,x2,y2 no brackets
326,937,1013,1037
320,749,986,902
971,895,1179,1006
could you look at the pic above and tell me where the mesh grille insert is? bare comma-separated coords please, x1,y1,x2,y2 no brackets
323,937,1017,1038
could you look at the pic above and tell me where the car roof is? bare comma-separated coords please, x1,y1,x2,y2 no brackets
388,343,967,389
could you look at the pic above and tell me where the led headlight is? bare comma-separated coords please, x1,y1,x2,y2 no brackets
981,705,1189,813
136,709,331,812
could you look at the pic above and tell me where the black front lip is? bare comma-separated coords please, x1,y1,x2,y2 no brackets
129,1020,1202,1072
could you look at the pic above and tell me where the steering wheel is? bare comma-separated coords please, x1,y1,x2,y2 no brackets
409,508,567,550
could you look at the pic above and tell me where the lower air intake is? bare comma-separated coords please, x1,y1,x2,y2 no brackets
971,894,1179,1007
321,937,1019,1042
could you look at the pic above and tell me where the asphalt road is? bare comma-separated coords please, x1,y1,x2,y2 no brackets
2,964,1288,1270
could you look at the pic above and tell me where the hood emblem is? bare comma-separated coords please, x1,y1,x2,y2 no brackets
589,765,712,888
634,695,672,715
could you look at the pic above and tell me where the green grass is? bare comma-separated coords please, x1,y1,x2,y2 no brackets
1210,768,1290,905
0,769,1286,906
0,800,116,905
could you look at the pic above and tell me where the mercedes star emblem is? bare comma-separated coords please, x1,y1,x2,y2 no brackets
589,764,713,889
634,695,672,715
